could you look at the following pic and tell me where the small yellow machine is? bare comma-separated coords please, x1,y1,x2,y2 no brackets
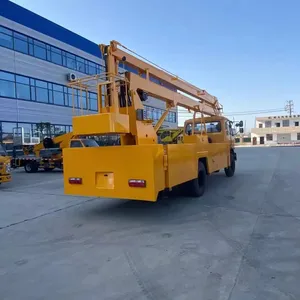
63,41,243,201
157,128,183,144
0,144,12,184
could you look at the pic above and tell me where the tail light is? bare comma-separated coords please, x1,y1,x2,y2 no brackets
69,177,82,184
128,179,146,188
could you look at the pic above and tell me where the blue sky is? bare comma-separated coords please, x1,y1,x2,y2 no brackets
11,0,300,130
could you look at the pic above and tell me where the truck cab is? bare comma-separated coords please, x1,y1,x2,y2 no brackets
0,144,12,184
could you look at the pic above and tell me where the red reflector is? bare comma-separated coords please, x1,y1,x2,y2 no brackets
128,179,146,188
69,177,82,184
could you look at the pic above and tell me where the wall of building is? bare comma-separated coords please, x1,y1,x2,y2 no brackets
251,116,300,145
0,2,178,149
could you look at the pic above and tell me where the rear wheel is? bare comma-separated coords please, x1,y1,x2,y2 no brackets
225,153,235,177
185,161,207,197
24,162,38,173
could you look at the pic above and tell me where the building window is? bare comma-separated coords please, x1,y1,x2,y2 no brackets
51,46,62,65
16,75,30,100
266,134,273,141
0,25,103,76
265,121,271,128
258,123,263,128
53,84,64,106
297,133,300,140
0,71,15,98
295,121,299,127
14,32,28,54
275,122,280,127
33,40,47,60
0,27,13,49
89,92,98,111
282,119,290,127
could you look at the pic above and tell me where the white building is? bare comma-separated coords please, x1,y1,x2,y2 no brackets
251,115,300,145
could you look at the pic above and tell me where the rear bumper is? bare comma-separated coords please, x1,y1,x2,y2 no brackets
0,174,12,183
63,145,165,202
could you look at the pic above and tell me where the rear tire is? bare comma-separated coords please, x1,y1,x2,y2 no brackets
186,161,207,197
225,153,235,177
24,162,38,173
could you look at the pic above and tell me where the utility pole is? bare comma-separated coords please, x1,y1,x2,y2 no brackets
285,100,294,117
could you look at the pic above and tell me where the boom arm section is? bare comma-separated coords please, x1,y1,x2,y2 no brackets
101,41,223,116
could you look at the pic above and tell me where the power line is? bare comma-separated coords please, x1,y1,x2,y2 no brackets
178,108,286,117
285,100,294,117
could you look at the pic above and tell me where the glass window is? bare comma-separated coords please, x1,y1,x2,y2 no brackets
70,140,83,148
0,80,15,98
53,90,64,105
266,134,273,141
76,57,85,73
16,83,30,100
0,27,12,35
0,30,13,49
1,122,17,133
66,53,76,70
28,43,34,55
54,125,66,136
89,92,98,111
295,121,299,127
48,90,53,103
265,121,271,128
16,75,29,84
31,87,36,101
78,91,88,109
51,47,62,65
17,123,32,132
53,84,63,92
36,87,49,103
282,120,290,127
258,123,263,128
35,80,47,88
185,121,222,134
14,32,28,54
33,40,46,60
0,71,14,81
67,89,79,107
297,133,300,140
82,139,99,147
88,61,96,74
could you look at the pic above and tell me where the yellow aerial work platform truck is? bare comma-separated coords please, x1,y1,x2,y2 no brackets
63,41,243,201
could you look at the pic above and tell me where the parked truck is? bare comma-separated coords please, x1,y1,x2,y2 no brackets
63,40,243,201
11,132,99,173
0,144,12,184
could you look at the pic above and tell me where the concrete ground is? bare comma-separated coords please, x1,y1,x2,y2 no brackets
0,147,300,300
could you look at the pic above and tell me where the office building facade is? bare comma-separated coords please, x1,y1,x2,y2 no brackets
0,1,177,149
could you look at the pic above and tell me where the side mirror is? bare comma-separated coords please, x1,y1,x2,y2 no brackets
235,120,244,127
239,128,244,134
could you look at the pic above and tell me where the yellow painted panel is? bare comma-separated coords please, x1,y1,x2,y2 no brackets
166,144,198,188
63,144,165,202
72,113,130,135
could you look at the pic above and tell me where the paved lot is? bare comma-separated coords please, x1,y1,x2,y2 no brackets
1,147,300,300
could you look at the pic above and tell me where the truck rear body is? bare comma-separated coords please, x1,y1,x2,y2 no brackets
63,143,200,202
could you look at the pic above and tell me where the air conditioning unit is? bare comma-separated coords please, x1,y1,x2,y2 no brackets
67,73,77,81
